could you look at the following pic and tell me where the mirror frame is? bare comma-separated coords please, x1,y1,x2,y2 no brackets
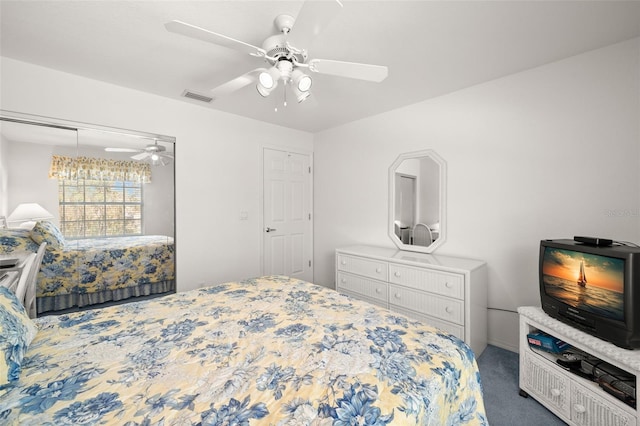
388,149,447,254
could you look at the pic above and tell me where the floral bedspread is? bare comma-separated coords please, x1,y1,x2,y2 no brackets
40,235,175,297
0,276,488,425
0,229,174,310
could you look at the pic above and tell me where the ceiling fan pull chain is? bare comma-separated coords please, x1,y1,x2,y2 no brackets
283,85,288,108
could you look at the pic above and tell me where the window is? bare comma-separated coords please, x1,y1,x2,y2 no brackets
59,179,143,238
49,155,150,239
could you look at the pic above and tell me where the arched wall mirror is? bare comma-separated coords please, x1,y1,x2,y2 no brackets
388,149,446,254
0,111,176,315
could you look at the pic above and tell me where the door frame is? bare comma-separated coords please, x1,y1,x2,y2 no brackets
395,172,417,229
260,145,314,281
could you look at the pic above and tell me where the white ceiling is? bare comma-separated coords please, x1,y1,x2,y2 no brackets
1,1,640,133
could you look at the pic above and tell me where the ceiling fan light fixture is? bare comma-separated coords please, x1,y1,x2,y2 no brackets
293,85,311,103
141,153,172,166
257,66,281,97
291,69,312,92
258,67,280,89
257,79,278,97
299,75,312,92
258,72,274,89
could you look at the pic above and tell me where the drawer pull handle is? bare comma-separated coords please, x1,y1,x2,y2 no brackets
341,278,346,284
394,272,401,277
445,307,452,314
394,293,401,299
550,389,561,397
341,260,346,265
445,282,452,288
376,268,382,273
574,404,586,414
376,288,382,294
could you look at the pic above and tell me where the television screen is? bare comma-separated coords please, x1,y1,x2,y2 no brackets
541,246,624,322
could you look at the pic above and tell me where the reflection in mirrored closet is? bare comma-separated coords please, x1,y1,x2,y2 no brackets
0,112,176,316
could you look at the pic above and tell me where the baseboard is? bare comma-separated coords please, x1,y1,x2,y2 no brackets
487,339,519,354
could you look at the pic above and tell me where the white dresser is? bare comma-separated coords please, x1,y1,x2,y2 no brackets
335,245,488,355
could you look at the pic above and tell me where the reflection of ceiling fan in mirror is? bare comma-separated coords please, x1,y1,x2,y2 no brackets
105,141,174,166
165,0,388,106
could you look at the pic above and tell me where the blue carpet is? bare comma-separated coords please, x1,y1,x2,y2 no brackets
476,345,566,425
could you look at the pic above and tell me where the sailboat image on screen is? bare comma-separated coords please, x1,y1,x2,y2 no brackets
578,260,587,287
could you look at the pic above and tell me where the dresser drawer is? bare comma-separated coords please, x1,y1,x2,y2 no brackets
337,272,388,304
388,264,463,299
337,254,388,281
392,305,464,340
389,284,463,325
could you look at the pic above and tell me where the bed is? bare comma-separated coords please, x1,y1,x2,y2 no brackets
0,221,175,314
0,275,488,425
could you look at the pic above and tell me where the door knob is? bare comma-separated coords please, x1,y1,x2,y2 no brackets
265,227,277,233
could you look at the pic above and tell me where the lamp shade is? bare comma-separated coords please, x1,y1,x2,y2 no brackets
7,203,54,226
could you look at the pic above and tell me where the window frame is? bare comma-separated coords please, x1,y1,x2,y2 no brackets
58,178,144,239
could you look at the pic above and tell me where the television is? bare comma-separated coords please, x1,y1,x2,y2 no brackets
539,238,640,349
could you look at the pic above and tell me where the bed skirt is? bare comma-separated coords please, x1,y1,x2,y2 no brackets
36,279,176,313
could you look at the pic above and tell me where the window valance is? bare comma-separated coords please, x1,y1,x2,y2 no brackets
48,155,151,183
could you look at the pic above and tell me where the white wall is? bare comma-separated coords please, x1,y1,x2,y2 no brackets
0,56,313,291
314,38,640,352
6,141,60,222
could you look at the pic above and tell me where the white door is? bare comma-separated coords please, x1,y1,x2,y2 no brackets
395,173,416,227
263,148,313,282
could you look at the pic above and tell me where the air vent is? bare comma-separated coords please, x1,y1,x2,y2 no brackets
182,90,213,103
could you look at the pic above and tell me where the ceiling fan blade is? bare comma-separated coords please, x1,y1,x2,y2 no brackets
131,152,151,161
210,69,265,100
165,20,266,57
308,59,388,82
287,0,343,50
105,147,143,153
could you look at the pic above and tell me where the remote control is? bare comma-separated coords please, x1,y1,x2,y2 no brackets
574,236,613,247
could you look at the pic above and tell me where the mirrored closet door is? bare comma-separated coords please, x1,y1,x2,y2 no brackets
0,112,176,315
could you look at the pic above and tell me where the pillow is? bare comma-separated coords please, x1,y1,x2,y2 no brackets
0,286,38,387
0,228,38,254
30,221,65,249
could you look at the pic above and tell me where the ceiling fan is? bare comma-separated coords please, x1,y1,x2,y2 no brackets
105,141,174,166
165,0,388,105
